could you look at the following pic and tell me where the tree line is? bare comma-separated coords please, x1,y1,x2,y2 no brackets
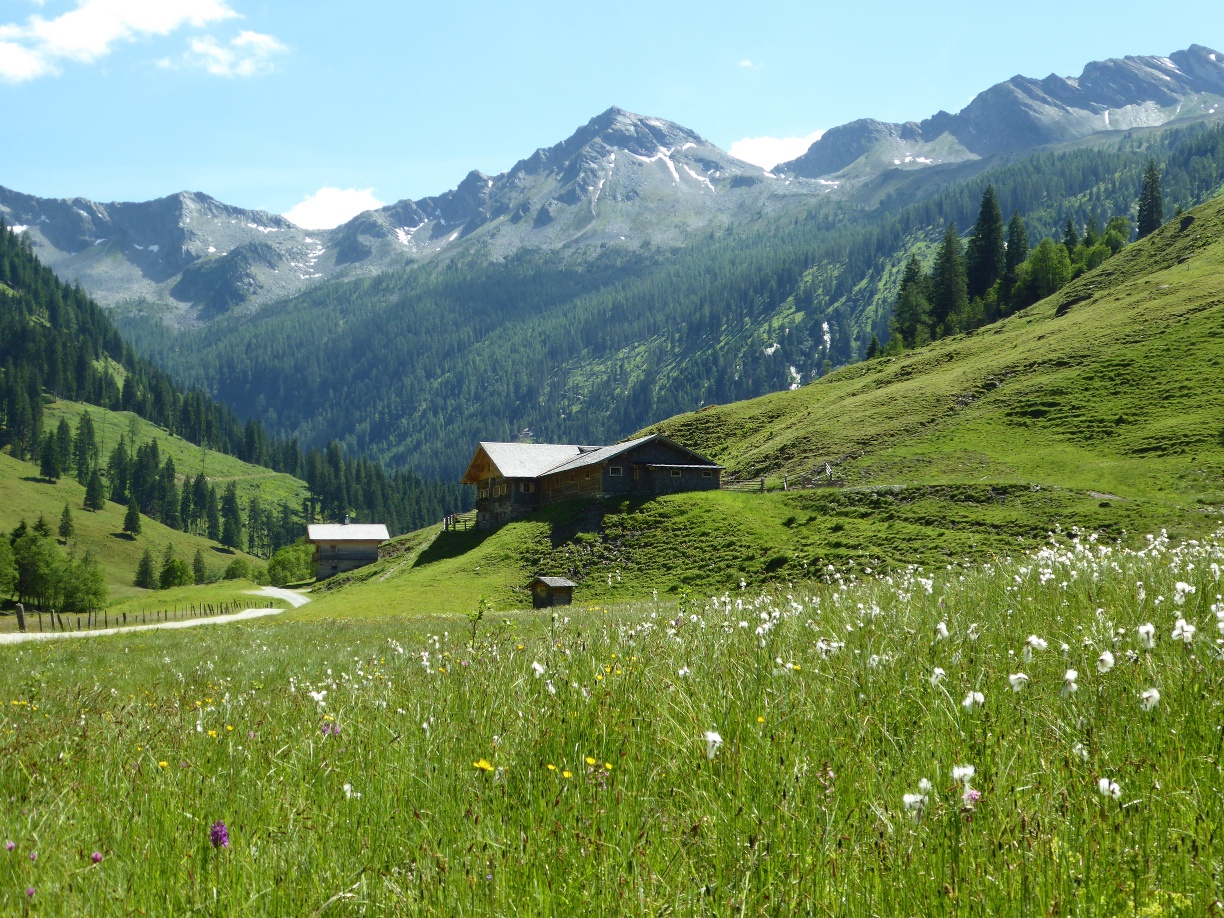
882,162,1164,351
0,221,469,547
1,515,106,612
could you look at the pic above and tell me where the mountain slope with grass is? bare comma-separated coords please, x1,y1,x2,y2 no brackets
303,193,1224,615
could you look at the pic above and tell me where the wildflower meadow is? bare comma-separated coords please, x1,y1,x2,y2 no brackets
1,529,1222,915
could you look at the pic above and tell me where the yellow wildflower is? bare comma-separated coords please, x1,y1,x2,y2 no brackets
546,764,557,771
562,770,573,779
473,759,494,772
158,761,168,769
585,756,596,766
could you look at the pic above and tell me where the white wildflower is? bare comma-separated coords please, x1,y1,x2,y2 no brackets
1062,669,1079,697
962,691,985,711
342,783,360,800
1172,618,1195,644
1008,672,1029,692
1137,622,1155,650
1096,650,1115,674
677,666,690,678
952,765,975,784
1097,777,1121,799
1023,635,1048,662
704,730,723,761
935,621,949,641
1072,742,1089,762
1139,687,1160,711
929,667,946,686
531,661,546,678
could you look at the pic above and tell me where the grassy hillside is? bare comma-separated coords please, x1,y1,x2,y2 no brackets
44,399,308,511
0,450,266,606
654,196,1224,510
306,194,1224,616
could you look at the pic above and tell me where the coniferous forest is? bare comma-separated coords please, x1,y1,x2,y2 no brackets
119,122,1224,479
0,222,468,556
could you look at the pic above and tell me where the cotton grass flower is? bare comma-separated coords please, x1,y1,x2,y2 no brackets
342,783,360,800
1138,622,1156,650
1140,687,1161,711
961,691,984,711
929,667,946,686
1173,581,1195,605
952,764,975,784
1098,777,1121,799
935,621,949,641
1023,635,1048,663
1172,618,1195,644
531,661,545,678
1062,669,1079,697
1096,650,1115,674
704,731,723,761
1008,672,1029,692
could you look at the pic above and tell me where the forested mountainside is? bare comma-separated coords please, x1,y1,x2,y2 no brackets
121,121,1224,480
0,224,467,542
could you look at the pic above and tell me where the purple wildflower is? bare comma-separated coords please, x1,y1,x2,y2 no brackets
26,888,34,898
4,841,13,851
209,821,229,849
92,851,103,863
29,851,37,861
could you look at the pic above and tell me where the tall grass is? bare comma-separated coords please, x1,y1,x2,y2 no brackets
1,529,1221,915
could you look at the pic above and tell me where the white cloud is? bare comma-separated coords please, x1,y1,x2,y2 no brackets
729,130,826,170
738,59,756,69
283,187,385,230
0,0,240,81
186,29,284,77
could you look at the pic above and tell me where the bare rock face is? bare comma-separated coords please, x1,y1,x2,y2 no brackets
780,44,1224,179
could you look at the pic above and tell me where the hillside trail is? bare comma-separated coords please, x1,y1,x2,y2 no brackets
0,587,311,645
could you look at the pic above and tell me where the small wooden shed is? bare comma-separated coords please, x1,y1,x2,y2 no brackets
529,576,576,608
306,523,389,581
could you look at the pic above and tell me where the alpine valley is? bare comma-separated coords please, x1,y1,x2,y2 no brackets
4,44,1224,480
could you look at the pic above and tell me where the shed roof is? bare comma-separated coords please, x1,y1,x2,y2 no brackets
306,524,390,543
531,576,577,588
544,435,658,475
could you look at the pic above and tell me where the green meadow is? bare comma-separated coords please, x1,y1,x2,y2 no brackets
1,530,1221,914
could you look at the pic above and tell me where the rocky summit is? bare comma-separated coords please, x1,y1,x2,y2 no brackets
0,108,823,323
779,44,1224,180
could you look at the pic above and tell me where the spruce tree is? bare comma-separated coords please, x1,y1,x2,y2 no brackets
930,224,968,336
206,487,221,542
1137,159,1164,238
1062,217,1080,254
134,548,156,589
84,466,106,511
73,411,99,486
193,549,208,585
54,417,73,476
58,503,74,542
39,433,60,480
966,186,1006,300
866,334,881,359
890,255,932,348
221,482,242,549
1003,213,1030,304
123,497,142,536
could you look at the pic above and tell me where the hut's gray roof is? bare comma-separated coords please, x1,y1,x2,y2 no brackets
306,523,390,542
544,435,658,475
531,576,577,588
472,442,587,479
463,434,720,482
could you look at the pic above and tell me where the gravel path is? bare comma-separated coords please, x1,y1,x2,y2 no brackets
0,587,311,645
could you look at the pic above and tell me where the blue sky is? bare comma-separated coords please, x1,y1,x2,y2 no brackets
2,0,1220,227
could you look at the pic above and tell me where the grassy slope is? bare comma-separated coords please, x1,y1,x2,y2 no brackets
44,399,308,511
306,195,1224,617
0,451,265,606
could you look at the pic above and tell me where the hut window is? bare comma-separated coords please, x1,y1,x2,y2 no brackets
632,466,640,480
608,466,623,477
519,481,535,493
670,469,682,477
585,471,590,479
702,470,713,478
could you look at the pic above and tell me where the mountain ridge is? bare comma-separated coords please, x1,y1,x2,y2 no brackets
779,44,1224,180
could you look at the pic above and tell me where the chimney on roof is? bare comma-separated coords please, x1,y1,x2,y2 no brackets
344,514,350,525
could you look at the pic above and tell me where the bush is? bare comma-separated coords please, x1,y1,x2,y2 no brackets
223,558,252,581
268,541,314,587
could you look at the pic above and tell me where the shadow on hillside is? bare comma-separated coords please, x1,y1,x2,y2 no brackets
21,476,54,484
110,532,136,541
413,497,656,569
414,526,497,567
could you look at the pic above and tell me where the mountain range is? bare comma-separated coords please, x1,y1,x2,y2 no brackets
2,45,1221,324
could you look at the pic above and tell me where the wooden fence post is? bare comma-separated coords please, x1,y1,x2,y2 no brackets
15,603,25,633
